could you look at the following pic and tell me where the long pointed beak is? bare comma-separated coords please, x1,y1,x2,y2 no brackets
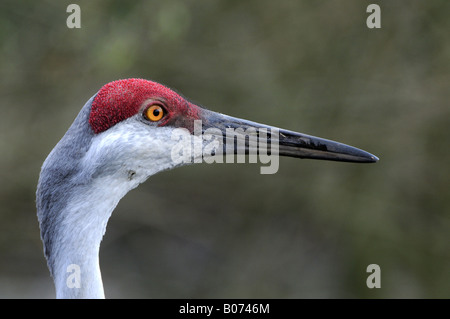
199,109,379,163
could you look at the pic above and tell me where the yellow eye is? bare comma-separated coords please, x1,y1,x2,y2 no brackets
145,104,164,122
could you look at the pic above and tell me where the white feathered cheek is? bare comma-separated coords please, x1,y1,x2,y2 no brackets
85,119,183,180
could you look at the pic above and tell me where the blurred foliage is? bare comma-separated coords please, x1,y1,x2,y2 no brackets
0,0,449,298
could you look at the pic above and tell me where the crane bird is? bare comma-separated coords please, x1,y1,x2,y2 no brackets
36,78,378,298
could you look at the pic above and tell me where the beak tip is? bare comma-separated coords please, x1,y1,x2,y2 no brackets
365,153,379,163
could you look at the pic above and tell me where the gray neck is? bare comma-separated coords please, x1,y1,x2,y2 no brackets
37,94,168,298
51,176,125,298
36,95,126,298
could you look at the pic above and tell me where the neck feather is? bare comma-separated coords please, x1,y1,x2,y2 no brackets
50,174,130,298
37,95,134,298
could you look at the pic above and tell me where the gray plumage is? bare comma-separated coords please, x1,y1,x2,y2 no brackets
37,95,96,277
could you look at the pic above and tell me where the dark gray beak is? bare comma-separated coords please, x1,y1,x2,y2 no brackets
200,109,379,163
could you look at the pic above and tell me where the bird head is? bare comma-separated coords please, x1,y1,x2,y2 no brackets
84,78,204,184
83,78,377,182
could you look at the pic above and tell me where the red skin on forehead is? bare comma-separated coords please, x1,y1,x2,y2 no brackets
89,78,201,134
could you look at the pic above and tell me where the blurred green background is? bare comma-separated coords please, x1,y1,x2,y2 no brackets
0,0,449,298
